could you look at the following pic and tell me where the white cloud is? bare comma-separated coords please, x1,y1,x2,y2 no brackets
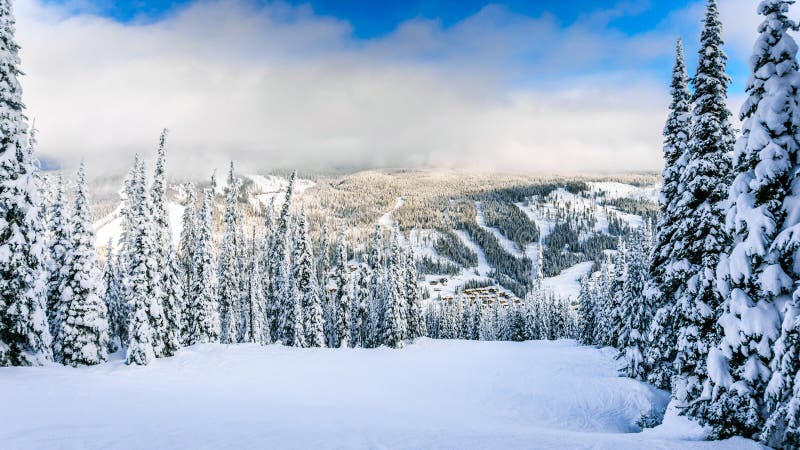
13,0,757,176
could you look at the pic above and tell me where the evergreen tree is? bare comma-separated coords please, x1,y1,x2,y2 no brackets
332,234,351,348
644,38,692,390
577,274,597,345
0,0,52,366
383,232,407,348
124,157,164,365
366,225,385,345
703,0,800,441
218,162,242,344
56,164,108,367
247,227,270,345
673,0,734,412
294,210,325,347
102,241,126,353
150,129,182,356
616,229,653,380
271,171,295,343
404,245,425,339
178,183,197,342
45,174,70,341
186,187,221,345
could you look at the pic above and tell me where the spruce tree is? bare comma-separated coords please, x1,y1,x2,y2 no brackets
404,245,425,339
703,0,800,441
383,232,407,348
333,235,351,348
56,164,109,367
218,162,242,344
150,130,182,356
247,227,270,345
577,274,597,345
102,241,126,353
125,157,164,365
45,173,70,341
271,171,295,343
674,0,734,413
0,0,52,366
616,229,653,380
294,210,325,347
644,38,692,390
186,187,221,345
178,183,197,342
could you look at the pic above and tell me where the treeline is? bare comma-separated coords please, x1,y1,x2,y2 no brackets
575,4,800,448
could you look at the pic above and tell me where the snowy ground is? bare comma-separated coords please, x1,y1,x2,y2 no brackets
543,260,595,301
0,340,763,450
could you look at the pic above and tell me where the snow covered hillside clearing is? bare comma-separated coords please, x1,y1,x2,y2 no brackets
0,340,762,449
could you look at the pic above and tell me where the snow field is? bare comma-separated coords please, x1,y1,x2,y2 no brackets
0,339,763,449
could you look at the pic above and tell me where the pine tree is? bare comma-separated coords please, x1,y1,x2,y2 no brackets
644,38,692,390
178,183,197,342
218,162,242,344
294,210,325,347
186,187,221,345
383,232,408,348
702,0,800,441
577,274,597,345
45,173,70,341
102,241,126,353
366,225,385,346
332,234,351,348
0,0,52,366
150,130,182,356
616,229,653,380
247,227,270,345
125,157,165,365
673,0,734,414
404,245,425,339
271,171,295,343
56,164,109,367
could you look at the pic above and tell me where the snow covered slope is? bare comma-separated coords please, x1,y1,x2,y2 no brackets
94,202,185,249
0,340,762,449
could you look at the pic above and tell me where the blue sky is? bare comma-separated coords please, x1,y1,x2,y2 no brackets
21,0,761,173
45,0,694,36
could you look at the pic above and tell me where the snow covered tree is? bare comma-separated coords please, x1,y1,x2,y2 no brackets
382,232,407,348
45,174,70,340
644,38,692,390
0,0,52,366
218,162,243,344
332,234,351,348
294,210,325,347
186,187,220,345
178,183,196,342
404,246,425,339
246,227,269,345
270,171,295,343
102,241,126,353
577,274,597,345
150,129,182,356
124,157,165,365
366,225,385,346
701,0,800,441
55,164,108,367
671,0,734,411
616,229,653,380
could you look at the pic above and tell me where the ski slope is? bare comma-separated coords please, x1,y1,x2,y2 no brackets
0,340,761,449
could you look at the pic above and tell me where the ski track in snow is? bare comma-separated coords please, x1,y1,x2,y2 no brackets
474,201,524,258
0,340,763,449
